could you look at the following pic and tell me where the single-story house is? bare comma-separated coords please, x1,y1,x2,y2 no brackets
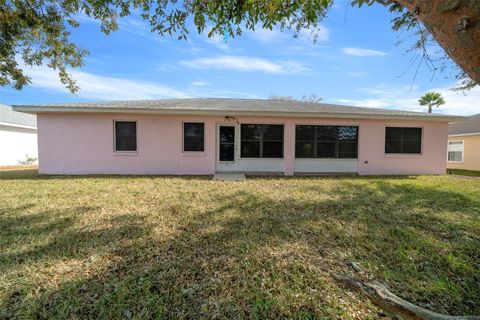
13,98,462,176
447,113,480,171
0,104,37,166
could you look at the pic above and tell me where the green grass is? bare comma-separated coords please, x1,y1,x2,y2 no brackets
448,168,480,177
1,169,479,319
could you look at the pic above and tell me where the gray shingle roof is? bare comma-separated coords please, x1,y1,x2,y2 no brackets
0,104,36,128
448,113,480,135
13,98,462,122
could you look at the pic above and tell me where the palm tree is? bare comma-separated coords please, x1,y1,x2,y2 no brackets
418,92,445,113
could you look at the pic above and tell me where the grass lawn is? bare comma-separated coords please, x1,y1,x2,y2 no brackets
1,170,479,319
448,168,480,177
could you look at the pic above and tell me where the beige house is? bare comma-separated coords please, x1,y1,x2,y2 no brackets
448,114,480,171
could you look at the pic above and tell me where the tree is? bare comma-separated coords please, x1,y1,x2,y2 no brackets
269,94,323,103
418,92,445,113
1,0,479,93
390,0,480,88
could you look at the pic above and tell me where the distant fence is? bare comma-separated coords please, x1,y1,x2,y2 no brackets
0,164,37,171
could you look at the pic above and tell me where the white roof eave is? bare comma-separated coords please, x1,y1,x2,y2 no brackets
12,106,465,123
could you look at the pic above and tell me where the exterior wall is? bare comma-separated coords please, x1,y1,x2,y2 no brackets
37,114,217,175
37,113,449,175
0,125,38,166
356,119,448,175
294,159,357,173
447,134,480,171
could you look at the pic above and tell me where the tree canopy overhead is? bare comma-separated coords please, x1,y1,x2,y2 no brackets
1,0,479,93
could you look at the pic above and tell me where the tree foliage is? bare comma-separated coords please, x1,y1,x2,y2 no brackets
269,94,323,103
1,0,477,93
418,91,445,113
1,0,332,92
354,1,478,91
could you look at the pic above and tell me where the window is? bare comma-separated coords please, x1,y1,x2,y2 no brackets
241,124,283,158
448,141,464,162
114,121,137,152
183,122,204,152
295,125,358,159
385,127,422,154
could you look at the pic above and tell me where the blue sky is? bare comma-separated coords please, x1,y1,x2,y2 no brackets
1,1,478,115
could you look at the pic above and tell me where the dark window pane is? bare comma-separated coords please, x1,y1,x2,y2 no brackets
263,141,283,158
115,121,137,151
184,137,204,152
295,125,358,159
338,142,357,158
263,125,284,140
219,126,235,161
296,125,314,140
403,141,421,154
385,127,422,154
386,127,402,140
403,128,422,141
296,142,314,158
385,140,402,153
241,124,261,140
220,126,234,144
317,126,337,141
241,124,284,158
184,123,204,152
241,141,260,158
317,142,335,158
220,144,235,161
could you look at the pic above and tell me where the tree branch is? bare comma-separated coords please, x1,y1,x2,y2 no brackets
334,262,480,320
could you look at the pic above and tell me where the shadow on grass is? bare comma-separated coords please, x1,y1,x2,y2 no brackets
0,169,213,181
0,208,151,271
2,177,479,318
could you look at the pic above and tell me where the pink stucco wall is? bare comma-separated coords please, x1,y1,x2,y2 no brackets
37,113,449,175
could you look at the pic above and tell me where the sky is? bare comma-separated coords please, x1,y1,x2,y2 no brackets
1,1,479,116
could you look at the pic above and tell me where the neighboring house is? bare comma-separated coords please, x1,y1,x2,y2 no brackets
0,104,37,166
13,99,462,175
447,113,480,171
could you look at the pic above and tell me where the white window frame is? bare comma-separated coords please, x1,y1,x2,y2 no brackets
113,120,138,153
447,140,464,163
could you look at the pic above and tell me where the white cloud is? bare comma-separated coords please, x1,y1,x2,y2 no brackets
342,47,388,57
248,28,283,43
179,55,306,74
333,83,480,116
23,64,188,100
298,27,330,43
205,34,230,51
119,18,157,40
74,13,166,43
190,81,210,87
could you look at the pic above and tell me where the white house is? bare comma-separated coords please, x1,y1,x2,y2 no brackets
0,104,37,166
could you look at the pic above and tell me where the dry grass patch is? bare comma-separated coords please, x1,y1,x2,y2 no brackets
0,170,479,319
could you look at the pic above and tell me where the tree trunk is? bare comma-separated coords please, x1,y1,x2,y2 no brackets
334,262,480,320
394,0,480,84
334,274,480,320
429,103,433,113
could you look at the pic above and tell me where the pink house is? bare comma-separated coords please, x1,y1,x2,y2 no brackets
13,98,462,176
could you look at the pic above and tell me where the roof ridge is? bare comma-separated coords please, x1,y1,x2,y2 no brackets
12,98,464,122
